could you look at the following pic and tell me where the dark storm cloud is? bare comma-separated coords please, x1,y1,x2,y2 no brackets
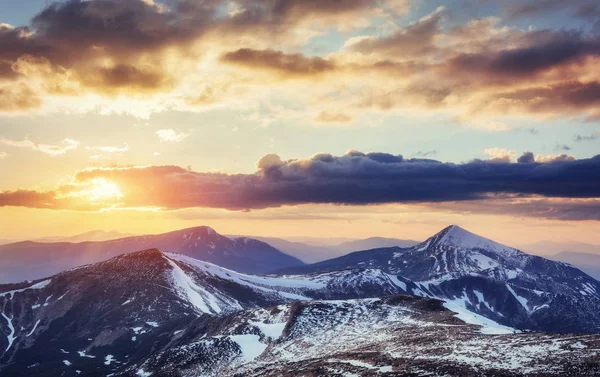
2,151,599,217
517,152,535,164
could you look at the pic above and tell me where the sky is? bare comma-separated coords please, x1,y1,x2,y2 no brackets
0,0,599,246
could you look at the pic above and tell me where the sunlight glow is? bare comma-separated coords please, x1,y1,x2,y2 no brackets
84,178,124,201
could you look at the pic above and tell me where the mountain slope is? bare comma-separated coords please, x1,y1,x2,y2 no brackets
119,296,600,377
0,249,410,376
0,226,304,283
282,225,600,333
2,248,600,376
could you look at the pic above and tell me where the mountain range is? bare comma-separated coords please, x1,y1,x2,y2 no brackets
3,228,598,282
0,226,303,283
280,225,600,333
1,225,600,375
2,245,600,376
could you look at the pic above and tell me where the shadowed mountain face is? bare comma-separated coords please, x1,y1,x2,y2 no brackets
0,226,304,283
281,225,600,333
1,249,599,377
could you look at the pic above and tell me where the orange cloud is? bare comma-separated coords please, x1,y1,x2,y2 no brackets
0,0,598,125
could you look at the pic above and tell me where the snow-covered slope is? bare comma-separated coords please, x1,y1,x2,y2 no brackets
118,296,600,377
282,225,600,333
0,249,411,376
1,247,600,376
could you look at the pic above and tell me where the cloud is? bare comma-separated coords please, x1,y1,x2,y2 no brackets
517,151,576,163
156,129,189,143
484,148,516,163
503,0,600,26
79,64,174,95
575,133,598,142
414,150,437,158
0,152,6,159
1,151,599,221
432,196,600,221
86,143,130,153
534,154,576,163
314,111,353,123
0,137,79,155
0,84,41,111
221,49,336,77
0,190,58,209
0,0,598,124
487,81,600,118
554,144,572,151
347,6,445,58
446,30,600,79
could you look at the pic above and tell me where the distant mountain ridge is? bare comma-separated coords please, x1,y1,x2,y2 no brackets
0,226,303,283
232,235,419,263
548,251,600,280
34,230,135,243
334,237,420,253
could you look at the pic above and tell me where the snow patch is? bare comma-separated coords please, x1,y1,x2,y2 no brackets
443,301,516,335
165,257,233,314
229,334,267,362
386,274,406,291
249,321,286,340
1,312,15,351
506,284,530,312
26,319,40,337
0,279,51,299
77,350,96,358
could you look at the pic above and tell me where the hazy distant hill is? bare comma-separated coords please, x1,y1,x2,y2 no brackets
548,252,600,280
519,241,600,256
0,226,303,283
34,230,135,243
334,237,419,253
232,235,420,263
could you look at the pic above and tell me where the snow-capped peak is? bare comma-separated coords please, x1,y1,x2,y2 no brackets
431,225,519,256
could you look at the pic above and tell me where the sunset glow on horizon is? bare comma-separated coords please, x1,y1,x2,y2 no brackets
0,0,599,245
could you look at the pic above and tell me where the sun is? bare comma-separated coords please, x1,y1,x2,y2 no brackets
87,178,124,201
